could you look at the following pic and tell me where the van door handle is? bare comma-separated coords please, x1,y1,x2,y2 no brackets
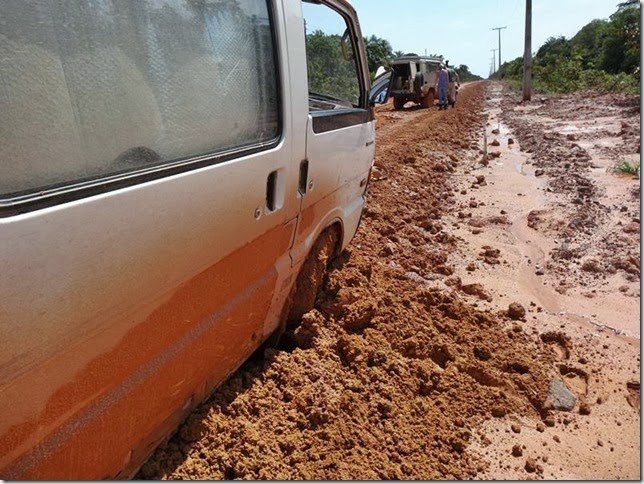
298,160,309,195
266,170,277,212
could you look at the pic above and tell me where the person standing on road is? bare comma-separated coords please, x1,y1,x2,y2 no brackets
447,66,460,107
435,63,449,110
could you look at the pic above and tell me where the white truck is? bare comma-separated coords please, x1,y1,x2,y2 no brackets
388,55,443,109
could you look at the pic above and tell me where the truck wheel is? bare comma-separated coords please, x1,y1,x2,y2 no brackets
393,97,405,110
421,90,434,109
286,228,339,326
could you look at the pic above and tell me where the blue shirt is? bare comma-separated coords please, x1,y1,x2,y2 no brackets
438,68,449,88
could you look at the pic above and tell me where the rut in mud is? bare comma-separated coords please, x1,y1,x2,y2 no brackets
138,82,639,480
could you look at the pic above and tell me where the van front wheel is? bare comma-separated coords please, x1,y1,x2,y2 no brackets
287,228,339,326
393,97,405,110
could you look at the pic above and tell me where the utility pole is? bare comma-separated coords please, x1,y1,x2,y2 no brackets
492,26,507,74
491,48,497,73
522,0,532,100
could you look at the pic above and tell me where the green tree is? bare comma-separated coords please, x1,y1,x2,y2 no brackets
600,1,640,73
306,30,359,103
455,64,482,82
570,19,608,69
363,35,393,78
536,36,572,66
500,57,523,78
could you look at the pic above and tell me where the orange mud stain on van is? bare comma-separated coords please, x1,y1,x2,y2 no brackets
0,224,293,480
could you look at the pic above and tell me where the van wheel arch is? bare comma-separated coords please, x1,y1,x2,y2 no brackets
286,224,341,326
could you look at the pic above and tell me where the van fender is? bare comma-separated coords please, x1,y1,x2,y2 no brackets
286,224,341,325
261,219,343,347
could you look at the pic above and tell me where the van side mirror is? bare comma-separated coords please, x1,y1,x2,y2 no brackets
368,72,391,105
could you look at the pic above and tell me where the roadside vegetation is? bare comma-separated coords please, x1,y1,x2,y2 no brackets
613,159,641,176
499,0,640,94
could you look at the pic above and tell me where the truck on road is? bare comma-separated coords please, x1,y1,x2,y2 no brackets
388,55,442,109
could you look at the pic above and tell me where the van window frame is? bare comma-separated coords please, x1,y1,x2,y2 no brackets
0,0,283,218
304,1,372,134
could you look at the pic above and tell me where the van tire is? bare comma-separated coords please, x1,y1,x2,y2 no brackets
421,90,434,109
393,97,405,110
286,228,339,326
260,224,335,348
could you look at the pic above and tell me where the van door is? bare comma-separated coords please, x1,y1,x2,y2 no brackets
290,0,375,265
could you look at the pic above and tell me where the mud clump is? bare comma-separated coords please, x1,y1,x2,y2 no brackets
342,300,377,332
460,283,493,302
507,303,526,320
579,401,592,415
525,457,537,473
540,331,572,359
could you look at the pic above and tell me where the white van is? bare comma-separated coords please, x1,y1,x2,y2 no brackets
0,0,376,479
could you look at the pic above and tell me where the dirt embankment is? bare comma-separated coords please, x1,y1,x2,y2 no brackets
138,82,640,480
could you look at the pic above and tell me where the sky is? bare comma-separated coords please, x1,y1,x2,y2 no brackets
346,0,622,78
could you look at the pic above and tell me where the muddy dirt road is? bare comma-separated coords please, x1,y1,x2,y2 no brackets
139,82,640,480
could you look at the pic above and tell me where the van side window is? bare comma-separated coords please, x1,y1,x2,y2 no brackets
0,1,279,202
302,2,361,111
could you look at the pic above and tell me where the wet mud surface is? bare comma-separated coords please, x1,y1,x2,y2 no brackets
138,82,640,480
498,89,641,314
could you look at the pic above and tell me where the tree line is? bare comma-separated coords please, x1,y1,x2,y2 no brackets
500,0,640,94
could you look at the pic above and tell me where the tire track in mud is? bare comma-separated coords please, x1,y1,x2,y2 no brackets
137,83,570,480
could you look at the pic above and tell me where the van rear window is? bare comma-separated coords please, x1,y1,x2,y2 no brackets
0,0,279,201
